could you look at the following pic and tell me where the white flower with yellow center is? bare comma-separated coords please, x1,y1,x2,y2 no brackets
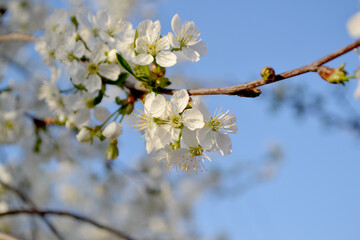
169,14,207,62
71,43,121,92
193,97,237,156
134,19,177,67
134,92,170,153
163,89,204,141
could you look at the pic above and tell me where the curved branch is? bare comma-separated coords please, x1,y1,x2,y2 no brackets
0,180,64,240
3,33,359,97
0,209,136,240
0,33,36,42
125,39,360,96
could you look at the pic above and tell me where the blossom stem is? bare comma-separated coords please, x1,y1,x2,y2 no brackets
100,108,120,128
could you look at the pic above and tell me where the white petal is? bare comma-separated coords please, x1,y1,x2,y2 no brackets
94,106,110,122
73,41,86,58
215,132,232,156
196,126,215,149
171,89,189,113
144,92,155,112
354,78,360,99
155,51,177,67
103,122,122,141
168,32,180,48
98,64,121,80
134,54,154,65
192,41,207,57
182,127,198,147
192,96,211,122
76,127,92,142
150,94,167,118
347,12,360,38
182,47,200,62
91,43,108,63
182,108,204,130
85,74,102,92
71,67,87,85
171,13,181,37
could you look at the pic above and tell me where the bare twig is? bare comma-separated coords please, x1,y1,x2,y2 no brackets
0,209,136,240
0,33,36,42
0,180,64,240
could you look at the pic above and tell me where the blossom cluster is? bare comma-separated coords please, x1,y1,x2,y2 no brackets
34,8,215,166
135,90,237,173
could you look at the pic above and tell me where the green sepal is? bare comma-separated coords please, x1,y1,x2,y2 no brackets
116,53,135,76
92,84,106,106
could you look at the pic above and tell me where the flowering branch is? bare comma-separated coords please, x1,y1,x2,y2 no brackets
1,32,358,97
0,180,64,240
125,39,360,97
0,209,136,240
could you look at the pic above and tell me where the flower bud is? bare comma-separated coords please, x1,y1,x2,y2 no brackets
76,127,92,142
150,64,166,78
317,63,351,84
102,122,122,141
261,66,276,82
106,140,119,160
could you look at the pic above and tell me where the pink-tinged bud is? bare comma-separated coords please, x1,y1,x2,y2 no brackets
150,63,166,78
261,66,276,82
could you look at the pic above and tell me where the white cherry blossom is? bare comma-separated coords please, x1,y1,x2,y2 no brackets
169,14,207,62
71,43,121,92
135,19,177,67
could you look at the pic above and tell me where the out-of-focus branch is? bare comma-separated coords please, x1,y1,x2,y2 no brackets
0,209,136,240
0,232,20,240
0,180,64,240
0,33,36,42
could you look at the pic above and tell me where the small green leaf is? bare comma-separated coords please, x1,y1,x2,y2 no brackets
104,73,129,86
116,53,135,76
93,84,106,106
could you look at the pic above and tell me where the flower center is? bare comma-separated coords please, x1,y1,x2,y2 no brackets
88,63,98,74
210,118,222,131
189,146,203,156
170,115,182,128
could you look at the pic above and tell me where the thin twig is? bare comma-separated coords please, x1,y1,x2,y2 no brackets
0,180,64,240
0,209,136,240
0,33,36,42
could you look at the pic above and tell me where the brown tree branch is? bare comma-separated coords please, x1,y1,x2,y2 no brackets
2,33,359,97
125,39,360,96
0,180,64,240
0,33,36,42
0,209,136,240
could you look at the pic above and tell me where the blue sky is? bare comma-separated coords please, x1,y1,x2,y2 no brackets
24,0,360,239
150,0,360,239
